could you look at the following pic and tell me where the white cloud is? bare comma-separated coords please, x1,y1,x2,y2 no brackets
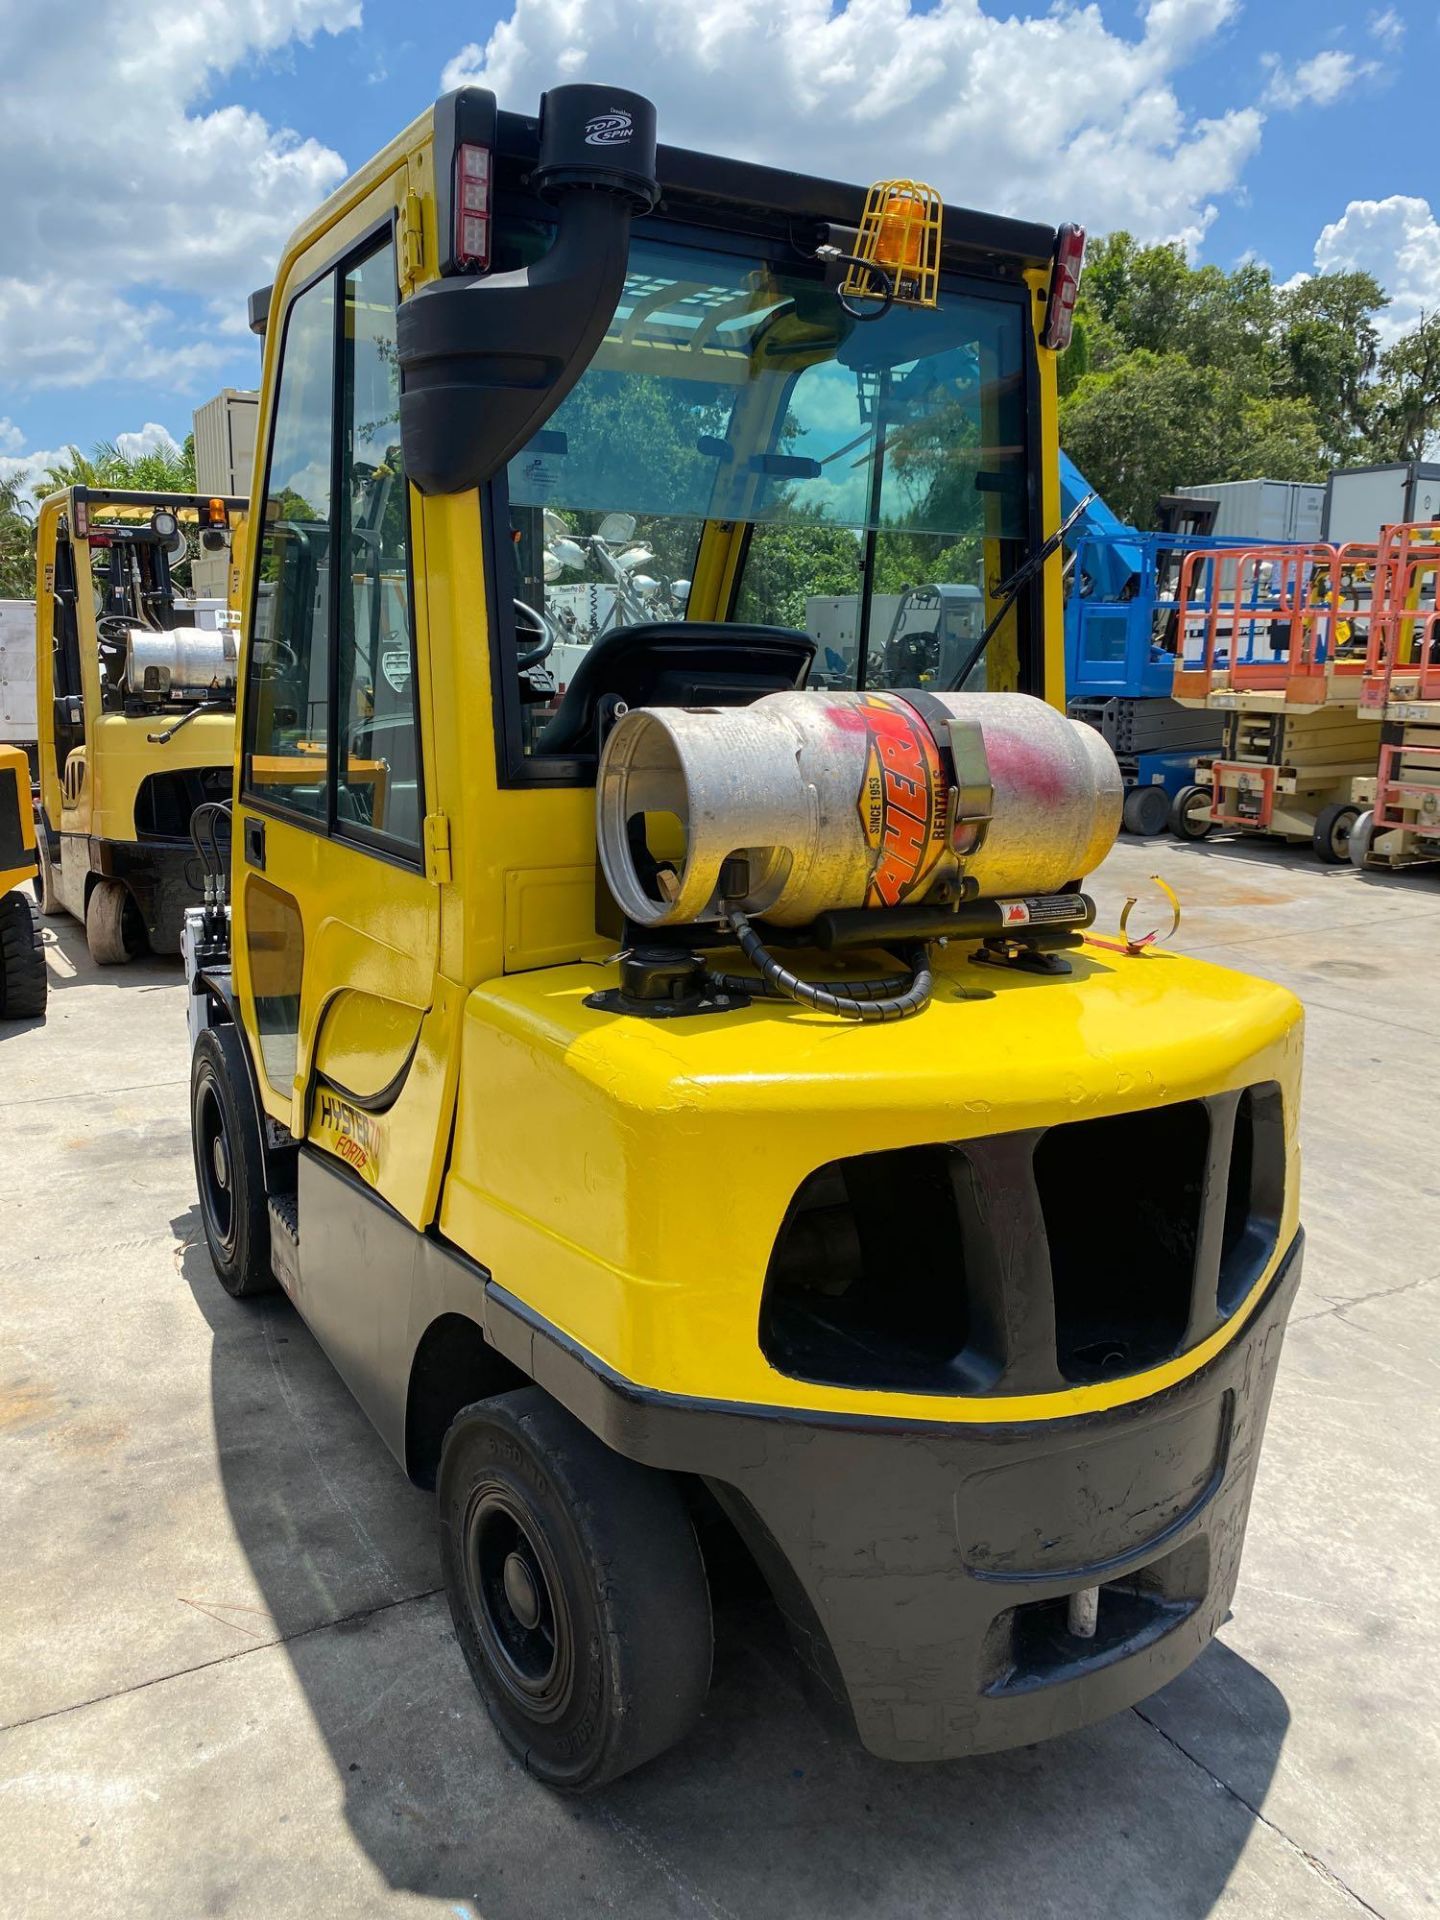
0,440,70,500
1314,194,1440,343
0,0,356,392
114,423,183,462
1368,8,1405,50
442,0,1265,253
1261,49,1378,110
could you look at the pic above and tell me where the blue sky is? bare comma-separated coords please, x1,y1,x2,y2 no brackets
1,0,1434,492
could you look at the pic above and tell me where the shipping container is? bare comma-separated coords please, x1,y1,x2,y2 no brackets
0,600,36,752
1175,478,1325,543
1323,463,1440,544
192,389,258,499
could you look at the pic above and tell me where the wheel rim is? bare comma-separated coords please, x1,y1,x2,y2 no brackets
197,1082,236,1257
1331,812,1355,859
462,1483,575,1723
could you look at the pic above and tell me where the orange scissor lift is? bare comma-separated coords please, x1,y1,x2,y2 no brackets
1350,521,1440,870
1168,543,1381,861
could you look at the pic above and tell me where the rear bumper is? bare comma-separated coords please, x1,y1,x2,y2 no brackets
486,1230,1303,1762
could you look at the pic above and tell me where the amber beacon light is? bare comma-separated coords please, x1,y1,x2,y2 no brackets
843,180,942,309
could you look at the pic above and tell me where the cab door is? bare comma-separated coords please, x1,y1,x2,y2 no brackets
233,207,448,1262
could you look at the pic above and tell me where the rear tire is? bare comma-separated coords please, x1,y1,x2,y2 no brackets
1312,802,1359,865
85,877,145,964
438,1387,712,1792
190,1023,274,1298
32,833,61,915
1170,783,1214,840
0,891,47,1019
1122,783,1171,836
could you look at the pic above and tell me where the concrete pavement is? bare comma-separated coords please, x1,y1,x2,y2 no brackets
1,839,1436,1918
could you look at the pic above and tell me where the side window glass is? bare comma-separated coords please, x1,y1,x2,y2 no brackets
243,273,335,820
245,878,305,1095
335,243,421,850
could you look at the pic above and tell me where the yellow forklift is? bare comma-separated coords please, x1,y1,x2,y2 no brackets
0,743,46,1018
185,84,1304,1789
33,487,245,963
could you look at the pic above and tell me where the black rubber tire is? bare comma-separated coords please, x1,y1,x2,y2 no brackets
1313,802,1360,865
85,877,145,964
438,1387,712,1792
32,833,61,915
1122,782,1171,836
190,1023,275,1299
0,890,47,1019
1170,783,1214,840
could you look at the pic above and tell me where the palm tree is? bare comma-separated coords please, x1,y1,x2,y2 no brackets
0,473,36,599
32,431,196,502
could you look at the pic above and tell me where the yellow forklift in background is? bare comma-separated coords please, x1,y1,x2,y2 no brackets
33,488,245,963
184,84,1304,1789
0,743,46,1018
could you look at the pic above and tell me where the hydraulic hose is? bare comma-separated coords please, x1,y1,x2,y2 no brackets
721,908,933,1022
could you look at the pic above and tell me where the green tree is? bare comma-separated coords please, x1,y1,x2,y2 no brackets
1362,312,1440,462
1060,350,1324,527
1276,271,1386,460
0,474,35,598
32,432,195,501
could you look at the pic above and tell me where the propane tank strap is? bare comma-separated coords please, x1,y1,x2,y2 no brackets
898,690,993,857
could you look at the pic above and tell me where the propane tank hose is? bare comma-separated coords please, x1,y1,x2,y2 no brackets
719,909,933,1022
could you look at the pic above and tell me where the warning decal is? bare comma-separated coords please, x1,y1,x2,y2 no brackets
854,695,949,908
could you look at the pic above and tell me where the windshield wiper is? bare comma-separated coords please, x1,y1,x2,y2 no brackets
943,490,1096,691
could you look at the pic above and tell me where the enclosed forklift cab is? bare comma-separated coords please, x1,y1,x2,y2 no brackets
33,488,245,962
187,84,1304,1790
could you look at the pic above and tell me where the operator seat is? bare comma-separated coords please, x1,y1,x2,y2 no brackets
534,621,815,757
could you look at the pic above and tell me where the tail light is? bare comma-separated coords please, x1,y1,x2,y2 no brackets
1043,223,1086,351
455,143,491,271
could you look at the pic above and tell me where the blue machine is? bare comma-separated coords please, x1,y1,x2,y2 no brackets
1061,455,1246,834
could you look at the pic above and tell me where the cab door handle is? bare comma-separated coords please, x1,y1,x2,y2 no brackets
244,817,266,870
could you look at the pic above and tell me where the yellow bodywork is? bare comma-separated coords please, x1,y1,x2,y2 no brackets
0,742,38,894
231,104,1304,1429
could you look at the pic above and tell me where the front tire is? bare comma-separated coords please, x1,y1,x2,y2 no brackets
85,877,145,964
0,891,47,1019
438,1387,712,1792
190,1024,274,1298
1170,783,1214,840
1313,802,1359,865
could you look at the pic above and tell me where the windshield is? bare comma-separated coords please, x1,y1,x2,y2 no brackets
502,230,1031,754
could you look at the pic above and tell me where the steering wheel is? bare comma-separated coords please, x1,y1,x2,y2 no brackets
255,636,300,682
95,614,133,691
514,598,557,670
882,629,940,685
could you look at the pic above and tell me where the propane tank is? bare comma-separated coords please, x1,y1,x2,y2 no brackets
597,690,1121,928
126,627,238,699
